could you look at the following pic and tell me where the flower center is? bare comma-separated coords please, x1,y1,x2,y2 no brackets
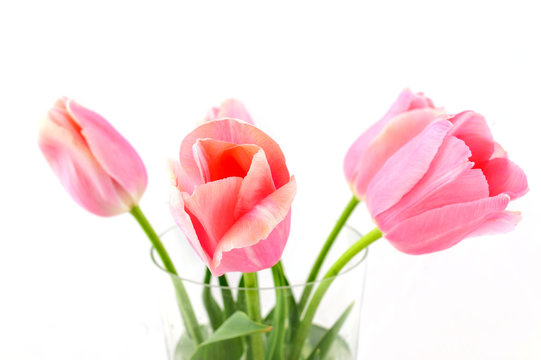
194,139,260,182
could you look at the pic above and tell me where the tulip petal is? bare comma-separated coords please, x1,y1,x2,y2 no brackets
205,98,255,125
179,119,290,190
216,212,292,275
204,107,220,123
384,194,511,254
181,177,243,262
482,157,529,200
213,177,296,275
384,89,435,120
235,150,276,218
47,101,85,144
344,89,409,184
39,117,131,216
344,90,437,194
169,187,213,266
448,111,494,166
409,93,435,110
366,119,453,217
347,108,442,199
376,135,489,228
490,142,507,159
66,100,148,204
468,211,522,237
193,139,260,182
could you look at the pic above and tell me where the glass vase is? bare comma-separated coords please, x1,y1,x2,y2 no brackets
151,222,368,360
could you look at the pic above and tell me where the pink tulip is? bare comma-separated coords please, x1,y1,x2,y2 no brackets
39,97,147,217
204,98,255,125
363,111,528,254
170,118,296,276
344,89,442,199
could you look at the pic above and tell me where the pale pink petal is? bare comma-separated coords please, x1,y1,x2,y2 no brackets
204,106,220,122
408,168,488,213
448,111,494,166
167,159,182,188
376,136,488,228
490,142,507,159
346,108,441,199
66,100,147,204
468,211,522,237
179,119,289,189
182,177,243,262
53,96,69,109
345,89,419,187
172,161,199,194
169,187,213,267
205,99,255,125
366,119,452,217
384,194,511,254
482,157,529,200
47,104,84,144
408,93,435,110
39,118,131,216
384,89,435,119
212,177,296,275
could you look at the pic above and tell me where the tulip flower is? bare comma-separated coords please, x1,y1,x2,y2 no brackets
169,118,296,276
364,112,528,254
39,97,147,216
204,98,255,125
344,89,442,199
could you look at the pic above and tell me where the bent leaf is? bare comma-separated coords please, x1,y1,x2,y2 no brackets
307,303,354,360
191,311,272,360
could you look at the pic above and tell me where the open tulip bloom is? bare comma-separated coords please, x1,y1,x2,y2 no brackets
39,93,528,360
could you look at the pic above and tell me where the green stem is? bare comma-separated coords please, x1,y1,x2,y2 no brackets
289,227,382,360
266,263,287,359
130,205,204,344
243,272,265,360
298,196,360,313
203,269,224,330
218,274,236,316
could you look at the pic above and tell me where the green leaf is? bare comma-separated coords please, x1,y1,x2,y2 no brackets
300,324,351,360
190,311,272,360
174,326,211,360
202,269,224,331
306,303,354,360
175,332,196,360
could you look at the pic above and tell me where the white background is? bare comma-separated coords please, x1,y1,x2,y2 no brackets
1,1,540,359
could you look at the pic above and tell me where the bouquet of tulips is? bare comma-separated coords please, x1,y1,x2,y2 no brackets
39,90,528,360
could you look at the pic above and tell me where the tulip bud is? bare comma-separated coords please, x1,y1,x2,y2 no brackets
39,97,147,216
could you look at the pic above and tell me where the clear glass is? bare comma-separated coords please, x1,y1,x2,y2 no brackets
151,222,368,360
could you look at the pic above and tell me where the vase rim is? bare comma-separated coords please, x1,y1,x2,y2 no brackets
150,223,368,290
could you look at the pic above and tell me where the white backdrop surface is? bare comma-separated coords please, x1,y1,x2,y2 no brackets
1,1,540,359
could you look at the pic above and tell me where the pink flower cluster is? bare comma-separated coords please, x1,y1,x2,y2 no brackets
39,91,528,274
